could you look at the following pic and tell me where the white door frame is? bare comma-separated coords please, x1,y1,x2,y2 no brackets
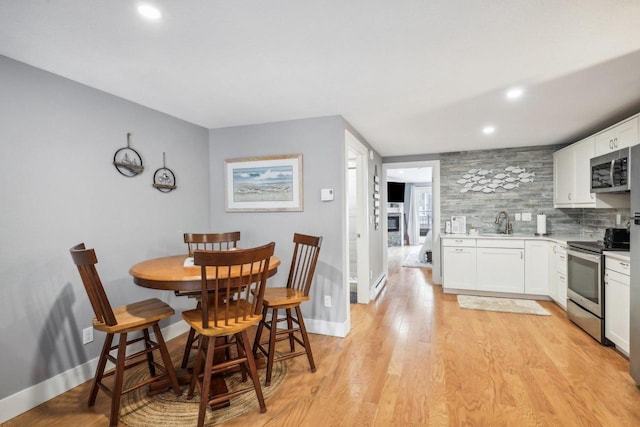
382,160,441,284
344,131,370,314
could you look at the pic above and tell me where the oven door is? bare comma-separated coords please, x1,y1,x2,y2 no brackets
566,249,603,317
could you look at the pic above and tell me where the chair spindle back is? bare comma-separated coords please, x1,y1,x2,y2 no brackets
287,233,322,296
69,243,117,327
194,242,275,329
184,232,241,256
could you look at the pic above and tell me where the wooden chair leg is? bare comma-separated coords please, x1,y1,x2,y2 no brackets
181,327,198,368
188,335,207,399
286,308,295,352
152,323,181,395
142,328,157,376
235,336,248,382
197,337,217,427
109,333,128,427
295,306,316,372
240,330,266,413
89,332,112,407
252,305,268,355
265,307,278,386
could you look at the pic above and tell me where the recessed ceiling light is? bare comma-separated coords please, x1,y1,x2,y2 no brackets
137,4,162,20
506,87,524,100
482,126,496,135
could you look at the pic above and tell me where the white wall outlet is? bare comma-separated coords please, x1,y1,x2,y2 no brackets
324,295,332,307
616,213,622,225
515,213,521,221
522,212,532,221
82,327,94,345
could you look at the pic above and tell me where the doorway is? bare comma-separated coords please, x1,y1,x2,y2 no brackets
344,131,370,309
382,161,441,284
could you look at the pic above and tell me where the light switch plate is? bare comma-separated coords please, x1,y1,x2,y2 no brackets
522,212,532,221
515,213,521,221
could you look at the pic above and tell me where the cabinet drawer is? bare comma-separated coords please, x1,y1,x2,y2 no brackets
605,268,630,286
606,258,630,276
476,239,524,249
442,238,476,247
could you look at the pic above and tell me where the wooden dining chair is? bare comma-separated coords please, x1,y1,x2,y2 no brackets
69,243,181,427
182,242,275,427
252,233,322,386
181,231,241,368
184,231,241,256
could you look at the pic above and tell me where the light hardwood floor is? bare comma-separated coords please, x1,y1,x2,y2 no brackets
7,245,640,426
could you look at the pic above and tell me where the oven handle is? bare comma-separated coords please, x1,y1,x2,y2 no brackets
566,248,602,264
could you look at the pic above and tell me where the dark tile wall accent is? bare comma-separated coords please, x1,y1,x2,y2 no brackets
440,145,631,238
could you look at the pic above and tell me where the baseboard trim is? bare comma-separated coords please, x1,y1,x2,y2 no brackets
304,317,349,338
0,322,190,424
371,272,387,300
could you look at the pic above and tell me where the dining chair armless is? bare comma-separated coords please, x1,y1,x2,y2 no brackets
180,231,241,369
69,243,181,427
252,233,322,386
182,242,275,427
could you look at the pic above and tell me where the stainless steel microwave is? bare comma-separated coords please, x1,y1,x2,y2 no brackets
590,147,630,193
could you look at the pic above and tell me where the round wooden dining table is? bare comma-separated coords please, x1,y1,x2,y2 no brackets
129,254,281,291
129,253,280,405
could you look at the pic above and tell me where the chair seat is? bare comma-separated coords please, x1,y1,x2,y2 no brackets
93,298,175,334
182,300,262,337
262,287,309,307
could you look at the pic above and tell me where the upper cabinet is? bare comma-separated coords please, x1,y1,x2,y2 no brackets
594,117,638,156
553,113,637,208
554,137,599,207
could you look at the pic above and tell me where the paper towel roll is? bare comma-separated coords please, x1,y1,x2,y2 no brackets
537,214,547,235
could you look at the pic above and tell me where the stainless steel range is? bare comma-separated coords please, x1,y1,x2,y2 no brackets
566,234,629,344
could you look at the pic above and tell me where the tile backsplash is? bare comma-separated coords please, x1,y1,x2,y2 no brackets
440,145,630,238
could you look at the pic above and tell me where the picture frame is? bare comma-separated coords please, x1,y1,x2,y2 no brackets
225,154,303,212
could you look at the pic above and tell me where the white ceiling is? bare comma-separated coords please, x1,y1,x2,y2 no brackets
2,1,640,157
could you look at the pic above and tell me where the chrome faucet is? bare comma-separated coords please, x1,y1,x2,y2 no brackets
495,211,513,234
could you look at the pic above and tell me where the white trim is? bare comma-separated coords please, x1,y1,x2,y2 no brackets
371,272,387,300
304,317,350,338
0,322,190,424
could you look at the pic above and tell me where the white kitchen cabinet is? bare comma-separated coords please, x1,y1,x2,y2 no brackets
594,116,638,156
524,240,549,295
605,257,630,355
476,240,524,293
553,146,574,206
442,246,476,290
548,243,567,309
553,137,594,207
553,136,630,209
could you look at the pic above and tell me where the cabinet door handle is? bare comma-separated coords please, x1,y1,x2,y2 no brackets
568,192,572,201
609,139,613,149
614,137,618,148
520,251,523,259
620,262,630,269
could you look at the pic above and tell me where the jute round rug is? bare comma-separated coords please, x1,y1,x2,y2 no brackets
119,352,287,426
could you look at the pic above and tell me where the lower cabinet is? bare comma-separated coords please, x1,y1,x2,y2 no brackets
524,240,549,295
548,243,567,309
442,246,477,290
477,247,524,293
605,258,630,355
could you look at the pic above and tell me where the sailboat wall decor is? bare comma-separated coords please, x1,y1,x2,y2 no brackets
113,133,144,177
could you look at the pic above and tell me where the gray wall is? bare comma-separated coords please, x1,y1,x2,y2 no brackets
208,116,384,328
439,145,630,236
0,56,210,400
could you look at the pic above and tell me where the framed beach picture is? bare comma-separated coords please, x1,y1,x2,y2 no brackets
225,154,303,212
